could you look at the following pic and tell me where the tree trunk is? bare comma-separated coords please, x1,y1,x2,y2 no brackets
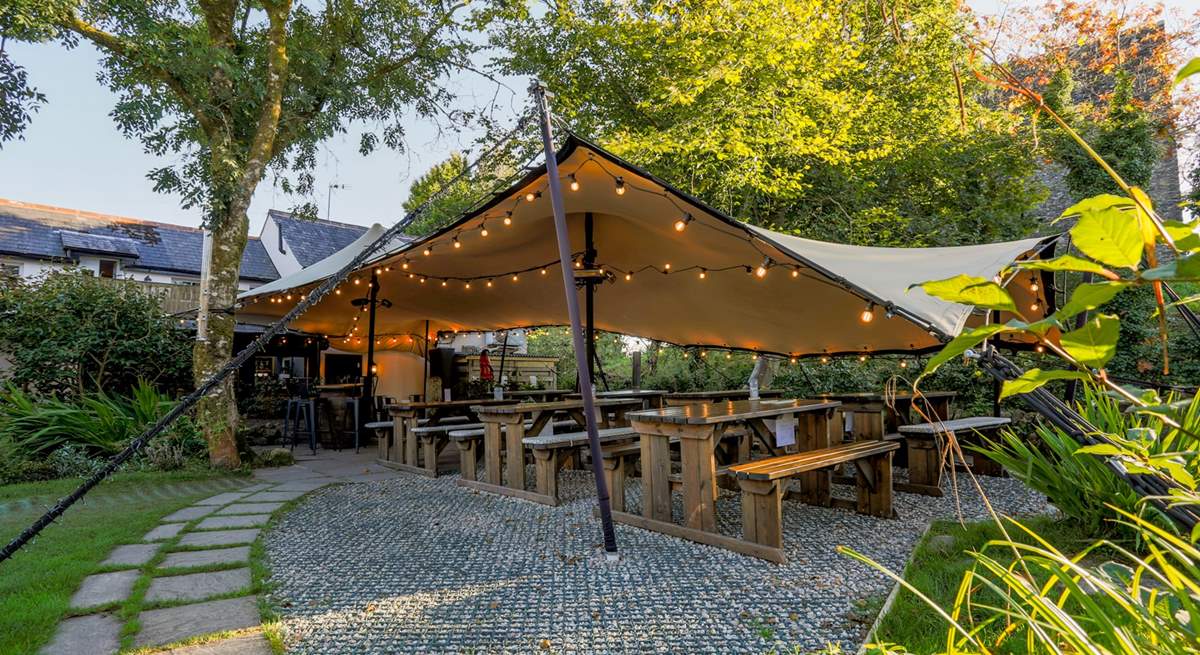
192,204,250,469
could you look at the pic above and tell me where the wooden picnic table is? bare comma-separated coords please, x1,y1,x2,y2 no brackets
458,398,645,504
383,398,518,475
502,389,572,402
663,389,784,406
567,389,669,409
818,391,955,440
616,398,840,560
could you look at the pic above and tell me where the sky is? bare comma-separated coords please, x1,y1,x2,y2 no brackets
0,0,1195,235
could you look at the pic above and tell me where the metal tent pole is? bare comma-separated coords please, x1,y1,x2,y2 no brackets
363,271,379,401
531,81,620,557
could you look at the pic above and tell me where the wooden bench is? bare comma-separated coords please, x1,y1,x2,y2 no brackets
365,420,394,461
449,420,578,482
729,440,899,551
523,428,638,504
898,417,1011,496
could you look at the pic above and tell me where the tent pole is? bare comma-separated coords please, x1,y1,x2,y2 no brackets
584,211,597,383
422,319,429,402
363,271,379,403
531,81,620,557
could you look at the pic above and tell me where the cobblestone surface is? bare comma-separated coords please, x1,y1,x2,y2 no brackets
265,468,1049,653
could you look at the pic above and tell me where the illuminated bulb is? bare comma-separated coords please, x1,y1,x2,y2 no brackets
683,352,690,359
568,174,580,191
1035,344,1045,353
698,269,707,279
335,288,341,295
752,353,758,360
286,294,292,300
859,354,868,362
408,273,414,278
664,263,671,271
420,278,426,284
465,282,471,289
790,357,798,364
674,213,693,232
755,257,770,278
820,356,829,364
1030,275,1039,293
353,278,360,285
791,269,799,278
900,360,908,369
700,350,708,358
615,177,626,195
541,268,548,275
423,246,432,256
512,275,519,282
375,268,382,274
860,302,875,323
725,352,732,359
574,261,582,269
453,237,461,249
486,279,493,288
525,190,540,202
480,224,489,237
300,294,306,300
441,280,447,287
625,273,632,281
1030,302,1040,312
503,212,513,226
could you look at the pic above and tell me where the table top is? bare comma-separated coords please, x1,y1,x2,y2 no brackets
504,389,571,398
315,383,361,392
628,399,841,425
817,390,956,402
472,398,643,415
567,389,669,399
663,389,785,400
390,398,517,411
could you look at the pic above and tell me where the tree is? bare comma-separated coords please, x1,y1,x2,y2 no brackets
403,151,517,237
495,0,1045,246
2,0,515,466
0,271,192,397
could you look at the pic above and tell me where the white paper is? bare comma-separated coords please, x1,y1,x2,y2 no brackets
443,389,452,402
493,387,504,400
774,417,796,448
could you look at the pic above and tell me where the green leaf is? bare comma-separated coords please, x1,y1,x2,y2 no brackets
1066,196,1144,270
1176,57,1200,86
915,274,1017,313
1060,314,1120,368
1141,254,1200,281
999,368,1088,400
921,323,1014,377
1015,255,1118,280
1075,443,1126,457
1054,281,1127,321
1163,221,1200,251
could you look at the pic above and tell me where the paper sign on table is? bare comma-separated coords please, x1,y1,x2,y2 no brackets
774,417,795,448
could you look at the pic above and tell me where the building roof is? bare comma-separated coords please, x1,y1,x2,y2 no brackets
0,199,280,281
268,210,374,267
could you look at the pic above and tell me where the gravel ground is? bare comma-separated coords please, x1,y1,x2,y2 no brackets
264,467,1049,654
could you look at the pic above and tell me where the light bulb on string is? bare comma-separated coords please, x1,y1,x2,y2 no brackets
859,354,868,362
789,356,797,364
441,280,447,287
568,173,580,191
900,360,908,369
503,211,513,226
486,279,493,288
423,246,432,256
353,278,360,285
860,302,875,323
512,274,519,282
480,224,489,237
755,257,771,278
820,356,829,364
663,263,671,272
525,190,540,202
700,350,707,358
791,269,799,278
541,268,548,275
420,278,426,284
624,272,632,281
452,236,461,249
698,268,707,279
615,177,626,195
1030,275,1039,293
464,282,471,289
674,213,693,232
402,260,410,270
1031,302,1040,312
725,352,732,359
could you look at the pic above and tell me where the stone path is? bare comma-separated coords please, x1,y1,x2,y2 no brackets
41,473,328,654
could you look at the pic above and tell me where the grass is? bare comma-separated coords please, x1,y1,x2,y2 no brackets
869,516,1103,654
0,470,247,655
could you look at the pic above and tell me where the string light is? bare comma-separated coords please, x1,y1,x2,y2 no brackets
700,350,707,358
452,236,461,249
791,269,799,278
820,356,830,364
541,268,548,275
464,282,471,289
1030,275,1039,293
900,360,908,369
480,224,489,237
755,257,771,278
615,177,626,195
859,354,868,362
860,302,875,323
335,288,341,295
698,268,707,279
725,352,732,359
1035,344,1046,353
353,278,360,285
1030,302,1040,312
525,190,540,202
512,274,519,282
486,279,493,288
674,213,693,232
423,246,432,256
568,173,580,191
790,356,798,364
441,280,447,287
663,263,671,271
625,273,632,281
503,211,513,226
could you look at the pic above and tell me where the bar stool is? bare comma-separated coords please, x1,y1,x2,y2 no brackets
289,397,318,455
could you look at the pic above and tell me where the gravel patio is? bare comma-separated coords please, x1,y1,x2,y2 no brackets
263,465,1049,653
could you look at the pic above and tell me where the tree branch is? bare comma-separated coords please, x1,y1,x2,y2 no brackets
58,11,221,141
359,2,468,87
236,0,294,210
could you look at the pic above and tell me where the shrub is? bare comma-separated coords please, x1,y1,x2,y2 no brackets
0,270,192,397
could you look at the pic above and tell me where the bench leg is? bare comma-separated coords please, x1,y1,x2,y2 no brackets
404,417,419,467
505,418,526,491
907,435,942,490
641,433,673,523
738,478,783,549
533,449,558,500
602,455,626,513
856,453,894,518
484,422,503,485
797,413,831,506
456,439,478,481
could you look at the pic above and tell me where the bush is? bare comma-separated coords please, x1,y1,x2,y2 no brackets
0,270,192,397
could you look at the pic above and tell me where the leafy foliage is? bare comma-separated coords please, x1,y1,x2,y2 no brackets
402,152,520,237
495,0,1045,246
0,271,192,397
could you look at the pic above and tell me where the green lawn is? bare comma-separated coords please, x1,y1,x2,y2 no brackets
0,470,248,655
868,516,1100,655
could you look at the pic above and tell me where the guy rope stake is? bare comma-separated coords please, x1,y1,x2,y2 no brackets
531,80,620,558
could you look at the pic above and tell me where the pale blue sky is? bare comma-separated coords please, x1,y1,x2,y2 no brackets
0,0,1193,233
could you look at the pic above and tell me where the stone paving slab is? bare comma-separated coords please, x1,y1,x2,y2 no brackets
69,570,140,608
144,567,251,603
240,490,308,503
40,613,122,655
162,634,273,654
143,523,186,542
101,543,159,567
270,480,328,492
160,546,251,569
215,502,283,515
195,492,251,506
238,483,275,493
162,505,218,522
178,528,261,547
195,514,271,530
134,596,261,649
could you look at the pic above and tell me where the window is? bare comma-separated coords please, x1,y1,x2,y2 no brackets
98,260,117,278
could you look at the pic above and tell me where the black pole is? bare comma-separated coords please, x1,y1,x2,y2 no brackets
422,319,430,402
584,211,597,382
497,329,510,392
363,271,379,401
531,81,619,557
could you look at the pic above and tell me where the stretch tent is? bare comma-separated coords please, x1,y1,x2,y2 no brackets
238,134,1057,358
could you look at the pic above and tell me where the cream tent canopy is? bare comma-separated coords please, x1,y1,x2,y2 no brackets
238,134,1056,358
